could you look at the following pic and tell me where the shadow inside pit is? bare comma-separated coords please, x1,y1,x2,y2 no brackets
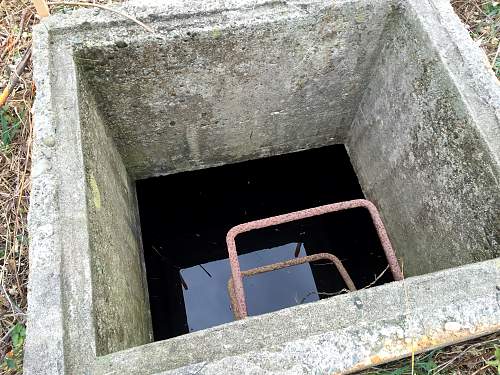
136,144,394,341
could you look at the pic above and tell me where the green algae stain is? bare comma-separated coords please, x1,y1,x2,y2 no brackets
89,174,102,210
355,12,366,24
211,28,222,39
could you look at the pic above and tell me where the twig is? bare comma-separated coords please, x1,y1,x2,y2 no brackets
0,284,24,317
1,9,30,60
0,325,16,345
294,242,302,257
399,261,415,375
299,289,350,304
151,245,165,260
431,336,500,374
191,361,207,375
0,46,32,108
0,324,17,361
361,265,390,290
492,42,500,71
46,1,155,33
179,271,188,290
299,264,390,304
470,362,493,375
198,264,212,278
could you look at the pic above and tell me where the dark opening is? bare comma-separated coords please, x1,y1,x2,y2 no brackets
136,145,394,341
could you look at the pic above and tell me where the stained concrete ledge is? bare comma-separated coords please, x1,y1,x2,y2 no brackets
26,0,500,374
92,259,500,375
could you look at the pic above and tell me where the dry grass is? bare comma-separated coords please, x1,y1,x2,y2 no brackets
0,0,498,374
452,0,500,76
0,0,35,372
359,332,500,374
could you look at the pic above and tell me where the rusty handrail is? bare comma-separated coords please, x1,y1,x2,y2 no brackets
227,252,356,320
225,199,402,319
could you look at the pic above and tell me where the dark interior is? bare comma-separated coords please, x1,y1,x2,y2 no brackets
136,145,394,341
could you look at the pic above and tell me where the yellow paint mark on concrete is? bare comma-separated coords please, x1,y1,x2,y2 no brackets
343,323,500,374
89,174,101,210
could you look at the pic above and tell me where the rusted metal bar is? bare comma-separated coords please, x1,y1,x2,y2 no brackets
228,252,357,319
225,199,403,319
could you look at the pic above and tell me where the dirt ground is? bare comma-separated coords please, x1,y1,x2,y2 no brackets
0,0,498,373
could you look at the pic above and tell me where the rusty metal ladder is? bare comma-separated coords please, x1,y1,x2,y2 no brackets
225,199,403,320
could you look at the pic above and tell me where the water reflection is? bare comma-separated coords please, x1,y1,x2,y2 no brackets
180,243,318,332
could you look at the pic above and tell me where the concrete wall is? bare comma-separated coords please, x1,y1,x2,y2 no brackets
26,33,153,374
92,259,500,375
348,3,500,276
75,0,391,179
25,0,500,374
78,78,153,355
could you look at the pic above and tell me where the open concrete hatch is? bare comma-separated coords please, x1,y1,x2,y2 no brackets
26,0,500,374
138,145,398,340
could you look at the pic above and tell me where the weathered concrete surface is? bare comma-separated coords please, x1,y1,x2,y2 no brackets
25,0,500,374
26,26,154,374
92,259,500,375
79,78,153,355
75,0,391,179
348,0,500,276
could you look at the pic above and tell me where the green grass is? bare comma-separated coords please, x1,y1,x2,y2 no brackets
1,323,26,372
486,345,500,375
365,351,438,375
360,333,500,375
0,106,22,152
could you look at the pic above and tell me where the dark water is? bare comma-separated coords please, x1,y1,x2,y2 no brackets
136,145,393,341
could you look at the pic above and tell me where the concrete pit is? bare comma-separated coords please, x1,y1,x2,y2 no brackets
26,0,500,374
137,145,395,340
